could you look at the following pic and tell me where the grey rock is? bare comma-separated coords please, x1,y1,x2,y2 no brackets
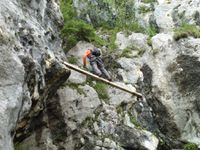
123,113,135,129
141,33,200,145
103,138,111,148
117,58,143,84
116,125,159,150
94,146,101,150
108,82,137,106
96,140,103,146
110,141,117,149
0,0,69,149
115,32,150,51
58,84,101,130
93,122,99,133
68,70,86,84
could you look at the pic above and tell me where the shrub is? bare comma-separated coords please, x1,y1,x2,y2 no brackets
61,20,96,51
174,23,200,41
60,0,104,52
184,143,198,150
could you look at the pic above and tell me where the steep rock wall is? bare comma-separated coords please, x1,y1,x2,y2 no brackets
0,0,70,149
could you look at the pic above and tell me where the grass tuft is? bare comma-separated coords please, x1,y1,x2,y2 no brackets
93,81,109,101
68,56,78,64
142,0,156,3
184,143,198,150
174,23,200,41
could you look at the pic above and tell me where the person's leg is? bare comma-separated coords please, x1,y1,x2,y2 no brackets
96,57,111,80
100,66,111,80
90,61,102,76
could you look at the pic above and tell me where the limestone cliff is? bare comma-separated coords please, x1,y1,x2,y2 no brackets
0,0,70,149
0,0,200,150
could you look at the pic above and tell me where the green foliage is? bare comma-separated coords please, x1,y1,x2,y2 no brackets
120,48,132,58
128,114,141,127
138,5,151,14
145,25,159,46
142,0,156,3
137,48,146,56
147,37,152,46
174,23,200,41
145,25,158,37
68,56,78,64
66,82,86,96
81,116,94,128
61,19,96,51
93,81,109,101
60,0,104,52
184,143,198,150
128,22,145,33
14,143,23,150
101,22,145,51
114,22,144,33
60,0,76,21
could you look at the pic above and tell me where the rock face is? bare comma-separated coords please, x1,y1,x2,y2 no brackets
0,0,70,149
1,0,200,150
141,34,200,145
73,0,136,27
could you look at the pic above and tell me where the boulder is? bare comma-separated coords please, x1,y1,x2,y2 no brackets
58,84,101,130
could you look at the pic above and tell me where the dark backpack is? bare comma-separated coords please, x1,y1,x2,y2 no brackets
92,48,101,57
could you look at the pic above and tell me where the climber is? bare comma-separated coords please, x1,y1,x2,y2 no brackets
83,47,112,81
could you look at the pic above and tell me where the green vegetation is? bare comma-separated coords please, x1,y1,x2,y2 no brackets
68,56,78,64
184,143,198,150
128,113,141,127
81,116,94,128
98,21,144,52
120,46,146,57
120,48,132,58
14,143,23,150
138,5,151,14
66,82,86,96
145,25,159,46
174,23,200,41
93,81,109,101
60,0,159,54
101,27,119,51
147,37,152,46
145,25,158,37
142,0,156,3
60,0,104,52
86,77,109,102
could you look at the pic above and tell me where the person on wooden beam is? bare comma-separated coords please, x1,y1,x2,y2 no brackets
83,47,112,81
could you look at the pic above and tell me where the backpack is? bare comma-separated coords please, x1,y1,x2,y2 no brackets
92,48,101,57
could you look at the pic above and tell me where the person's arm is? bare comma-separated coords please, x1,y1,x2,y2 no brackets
83,53,87,67
83,50,91,67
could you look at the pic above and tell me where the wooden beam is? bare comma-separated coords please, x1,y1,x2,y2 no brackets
63,62,142,97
